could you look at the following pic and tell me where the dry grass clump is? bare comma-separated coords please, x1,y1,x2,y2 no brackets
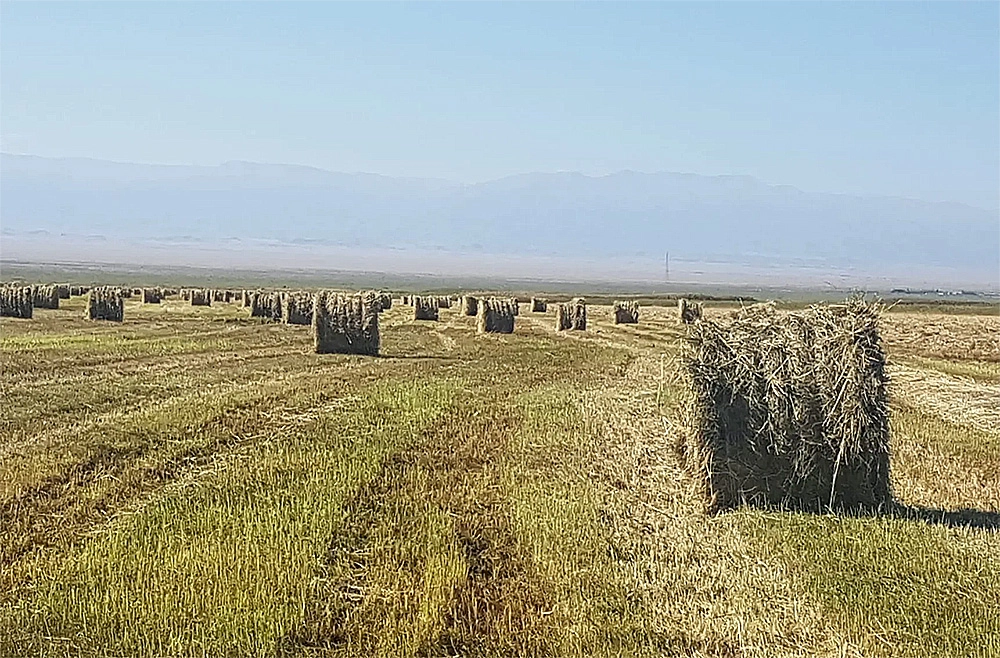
674,298,891,513
282,291,314,325
530,298,547,313
413,296,440,321
141,288,162,304
190,289,211,307
312,290,380,355
0,285,33,318
476,297,517,334
32,285,60,310
678,298,703,324
86,286,125,322
461,295,479,316
613,300,639,324
556,298,587,331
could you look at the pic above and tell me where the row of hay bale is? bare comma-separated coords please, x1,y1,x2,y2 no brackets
0,285,34,318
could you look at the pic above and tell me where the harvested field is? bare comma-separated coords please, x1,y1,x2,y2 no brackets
0,295,996,657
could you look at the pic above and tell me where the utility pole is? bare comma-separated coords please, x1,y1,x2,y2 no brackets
664,251,669,282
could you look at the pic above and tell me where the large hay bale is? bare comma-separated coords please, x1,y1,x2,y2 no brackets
86,286,124,322
190,289,211,306
282,291,314,325
530,297,547,313
413,296,439,321
312,291,380,355
141,288,162,304
32,285,60,310
476,297,516,334
0,285,33,318
613,300,639,324
556,298,587,331
675,299,891,513
679,298,702,324
249,291,282,320
461,295,479,316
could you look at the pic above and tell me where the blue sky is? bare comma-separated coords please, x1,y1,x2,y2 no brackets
2,2,998,209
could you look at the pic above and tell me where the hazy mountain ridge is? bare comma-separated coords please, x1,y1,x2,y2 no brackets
2,154,996,275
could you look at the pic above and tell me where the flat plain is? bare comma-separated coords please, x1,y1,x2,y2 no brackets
1,294,998,657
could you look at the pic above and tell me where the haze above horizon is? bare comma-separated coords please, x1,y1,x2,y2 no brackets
2,2,998,210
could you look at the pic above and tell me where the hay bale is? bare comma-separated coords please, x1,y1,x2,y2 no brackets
556,298,587,331
312,291,380,355
69,286,83,297
613,300,639,324
675,299,891,513
378,292,392,310
181,289,191,301
530,297,547,313
282,291,314,325
476,297,516,334
31,285,60,310
190,289,211,306
413,296,439,321
86,286,124,322
55,285,71,299
461,295,479,316
141,288,162,304
509,297,519,316
241,290,252,307
0,285,33,318
249,291,282,320
437,296,452,309
400,295,411,306
679,298,702,324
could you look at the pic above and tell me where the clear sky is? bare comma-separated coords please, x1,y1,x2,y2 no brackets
2,2,998,209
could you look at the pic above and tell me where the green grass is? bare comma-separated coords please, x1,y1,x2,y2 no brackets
1,296,997,657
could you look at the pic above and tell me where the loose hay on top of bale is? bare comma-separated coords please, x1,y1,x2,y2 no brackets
530,297,547,313
674,298,891,514
87,287,124,322
141,288,162,304
613,300,639,324
282,291,314,325
556,298,587,331
312,291,380,355
190,289,211,306
476,297,516,334
1,286,33,318
461,295,479,316
413,296,439,321
679,298,702,324
32,285,60,310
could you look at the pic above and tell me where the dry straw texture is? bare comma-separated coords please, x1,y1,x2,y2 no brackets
613,300,640,324
674,298,891,513
190,289,212,307
530,297,547,313
461,295,479,316
0,285,33,318
678,298,703,324
312,290,380,355
87,287,125,322
282,291,314,325
413,296,439,321
556,298,587,331
32,285,60,310
476,297,516,334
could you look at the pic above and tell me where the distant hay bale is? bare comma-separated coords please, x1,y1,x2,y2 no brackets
190,289,211,306
282,291,314,325
437,296,452,309
32,285,60,310
0,285,33,318
378,292,392,310
86,286,124,322
476,297,516,334
210,289,226,303
121,288,133,299
613,300,639,324
69,286,84,297
400,295,411,306
461,295,479,316
241,290,252,307
674,298,891,514
181,289,191,301
141,288,162,304
679,298,703,324
509,297,519,315
312,291,380,355
413,296,439,321
249,291,282,320
55,285,71,299
530,297,547,313
556,298,587,331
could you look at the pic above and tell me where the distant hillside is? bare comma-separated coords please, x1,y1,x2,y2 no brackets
2,154,997,278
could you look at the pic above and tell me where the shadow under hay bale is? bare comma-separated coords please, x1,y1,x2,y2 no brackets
678,298,702,324
1,286,33,318
87,287,124,322
312,291,380,355
413,296,439,321
556,298,587,331
461,295,479,316
674,298,891,514
190,289,211,307
32,285,60,310
476,297,516,334
530,297,547,313
282,291,314,325
613,300,639,324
